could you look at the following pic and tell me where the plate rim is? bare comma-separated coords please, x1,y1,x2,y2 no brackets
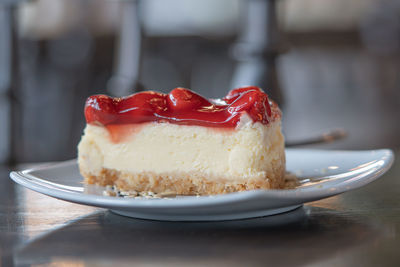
9,148,395,209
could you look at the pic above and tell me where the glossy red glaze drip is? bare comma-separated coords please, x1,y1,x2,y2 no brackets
84,87,275,128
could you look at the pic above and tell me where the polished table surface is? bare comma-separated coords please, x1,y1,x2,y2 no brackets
0,149,399,266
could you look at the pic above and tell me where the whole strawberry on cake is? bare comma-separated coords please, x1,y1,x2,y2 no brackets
78,86,285,195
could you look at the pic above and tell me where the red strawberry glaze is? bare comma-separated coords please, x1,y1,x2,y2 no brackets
84,87,280,128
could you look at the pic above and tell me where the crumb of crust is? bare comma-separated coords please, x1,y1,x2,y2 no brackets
283,172,300,189
102,172,301,199
103,186,183,199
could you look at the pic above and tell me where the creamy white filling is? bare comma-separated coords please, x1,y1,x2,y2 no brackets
78,117,285,180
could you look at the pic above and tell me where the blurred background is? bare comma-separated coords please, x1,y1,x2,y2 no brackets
0,0,399,164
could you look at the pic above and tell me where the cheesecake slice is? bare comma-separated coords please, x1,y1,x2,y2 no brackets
78,87,285,195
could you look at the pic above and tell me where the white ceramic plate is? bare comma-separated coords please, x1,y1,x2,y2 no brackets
10,149,394,221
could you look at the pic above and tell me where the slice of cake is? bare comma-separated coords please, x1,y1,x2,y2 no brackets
78,86,285,195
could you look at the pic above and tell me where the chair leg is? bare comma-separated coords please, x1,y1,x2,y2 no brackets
0,5,20,166
231,0,285,105
107,0,143,96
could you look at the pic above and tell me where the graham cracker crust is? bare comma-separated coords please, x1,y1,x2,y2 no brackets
81,168,285,195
